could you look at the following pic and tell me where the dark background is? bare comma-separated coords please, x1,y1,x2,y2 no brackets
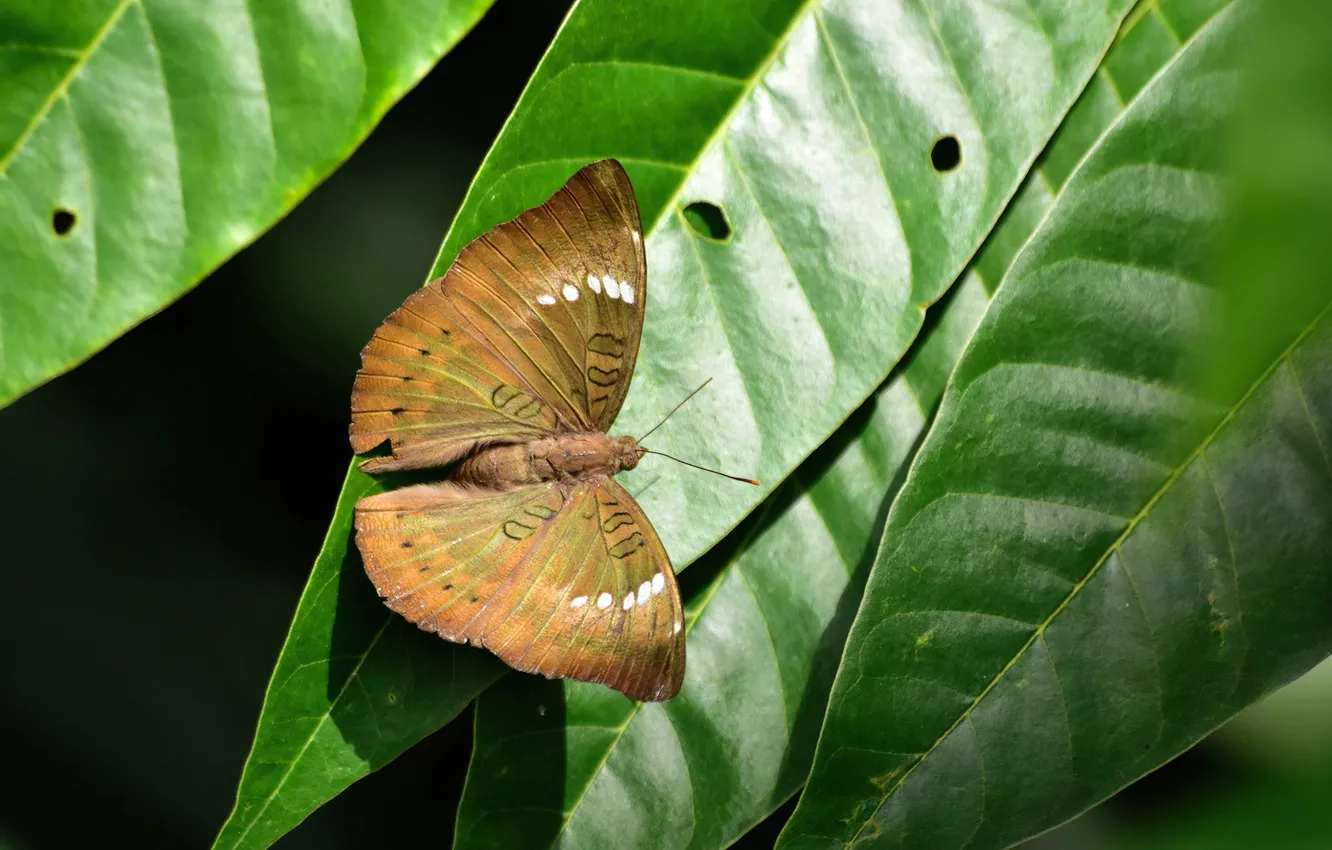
1,3,1328,848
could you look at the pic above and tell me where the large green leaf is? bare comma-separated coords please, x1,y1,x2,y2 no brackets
233,0,1134,844
450,2,1224,846
0,0,492,407
782,5,1332,847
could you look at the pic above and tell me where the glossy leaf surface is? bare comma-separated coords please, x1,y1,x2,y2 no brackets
783,6,1332,847
451,2,1222,846
0,0,491,406
236,0,1137,844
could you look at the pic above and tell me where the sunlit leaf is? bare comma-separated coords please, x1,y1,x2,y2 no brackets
0,0,492,407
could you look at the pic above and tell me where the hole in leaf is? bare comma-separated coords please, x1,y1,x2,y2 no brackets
682,201,731,241
52,208,76,236
930,136,961,172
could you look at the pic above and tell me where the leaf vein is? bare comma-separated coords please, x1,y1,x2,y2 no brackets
0,0,133,176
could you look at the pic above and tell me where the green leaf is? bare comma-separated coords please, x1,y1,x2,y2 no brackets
450,2,1224,846
0,0,492,407
782,5,1332,847
240,0,1135,841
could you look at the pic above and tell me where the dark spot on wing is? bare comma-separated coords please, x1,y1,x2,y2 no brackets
587,366,619,387
602,512,633,533
588,333,625,357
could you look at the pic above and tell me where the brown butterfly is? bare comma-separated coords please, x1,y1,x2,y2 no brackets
348,160,747,702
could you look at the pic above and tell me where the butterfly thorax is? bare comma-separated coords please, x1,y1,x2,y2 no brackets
452,433,644,489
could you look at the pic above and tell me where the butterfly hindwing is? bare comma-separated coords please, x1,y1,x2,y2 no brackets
355,482,566,638
486,478,683,701
354,477,684,701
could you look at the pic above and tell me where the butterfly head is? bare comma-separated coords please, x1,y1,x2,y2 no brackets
615,435,647,472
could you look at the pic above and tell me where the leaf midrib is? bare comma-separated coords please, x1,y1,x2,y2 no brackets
225,615,390,849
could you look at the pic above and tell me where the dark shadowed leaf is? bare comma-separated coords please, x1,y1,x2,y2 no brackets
783,5,1332,848
0,0,493,407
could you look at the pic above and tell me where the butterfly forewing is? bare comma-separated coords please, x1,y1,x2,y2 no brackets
443,159,646,431
355,478,684,701
350,284,561,473
351,160,646,472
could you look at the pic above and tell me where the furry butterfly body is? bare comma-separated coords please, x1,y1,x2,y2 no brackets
349,160,685,701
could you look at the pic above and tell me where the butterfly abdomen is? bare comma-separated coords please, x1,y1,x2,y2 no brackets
452,433,644,489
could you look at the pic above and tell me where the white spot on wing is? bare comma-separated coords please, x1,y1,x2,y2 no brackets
631,230,641,245
596,592,613,609
673,620,682,634
651,572,664,595
570,595,588,609
637,581,651,605
604,277,621,299
562,283,579,301
621,282,635,304
587,274,601,293
623,593,635,611
537,294,557,305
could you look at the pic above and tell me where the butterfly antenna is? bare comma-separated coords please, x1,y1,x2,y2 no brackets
643,450,759,486
639,378,713,443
